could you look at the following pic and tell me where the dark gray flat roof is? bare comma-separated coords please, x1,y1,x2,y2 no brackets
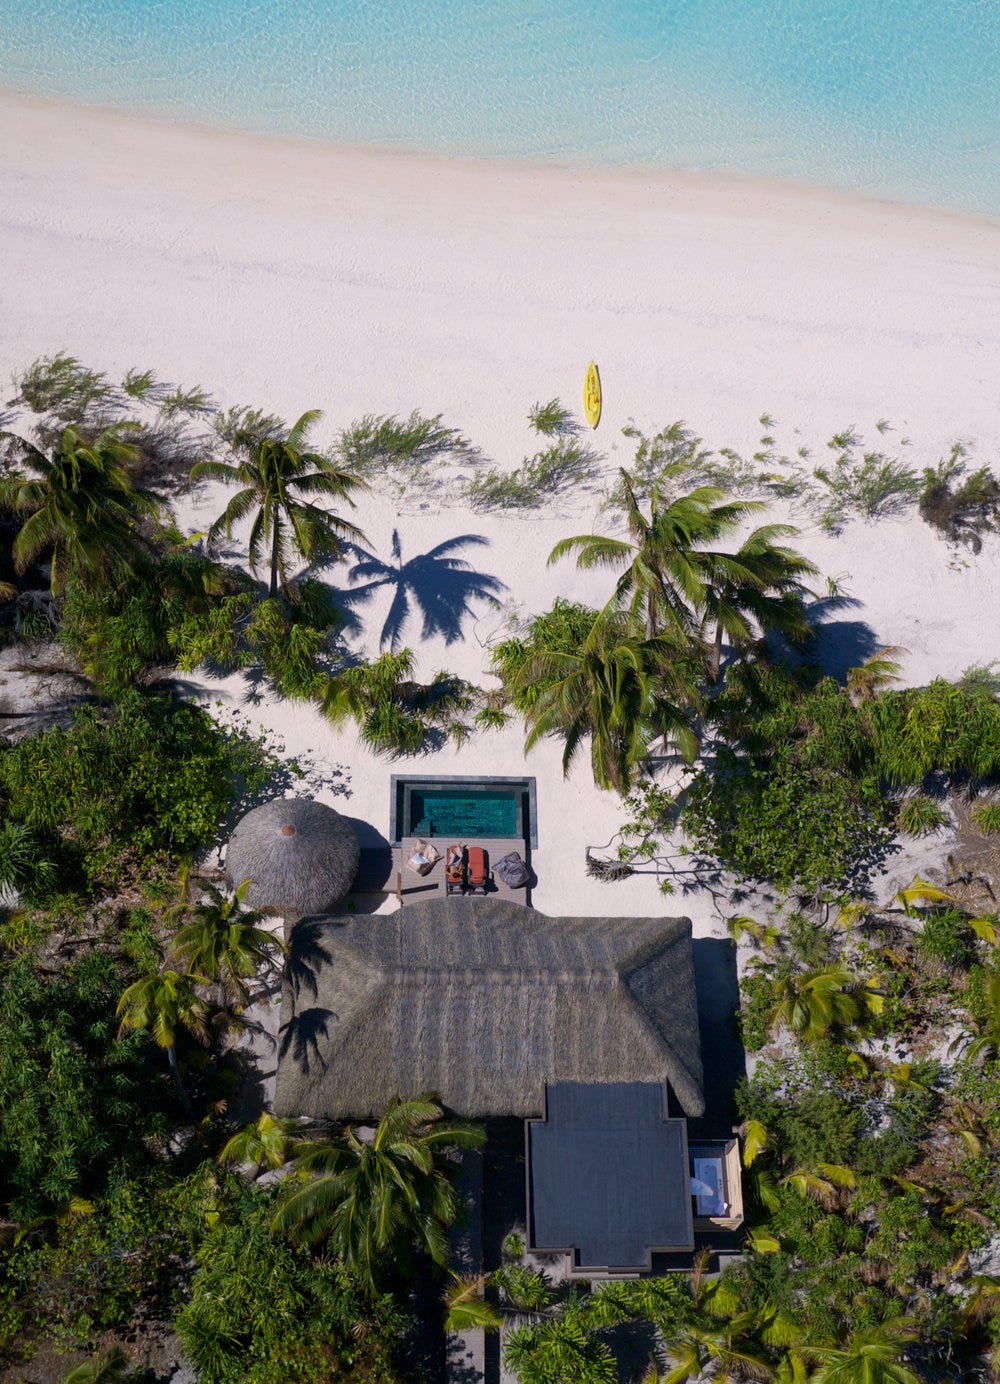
527,1082,694,1271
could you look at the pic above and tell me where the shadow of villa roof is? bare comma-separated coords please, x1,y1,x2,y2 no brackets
275,897,704,1121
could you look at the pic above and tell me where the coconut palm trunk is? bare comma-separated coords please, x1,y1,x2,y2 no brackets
190,409,367,598
165,1040,190,1112
269,519,281,598
711,621,725,683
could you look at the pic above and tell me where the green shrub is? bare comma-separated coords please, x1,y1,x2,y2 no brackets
335,412,472,501
501,1229,524,1259
491,600,599,712
0,691,278,888
618,420,713,496
466,438,602,510
0,1173,184,1350
681,752,894,895
897,793,949,836
175,1176,404,1384
919,447,1000,551
160,384,211,417
528,398,574,435
738,969,777,1051
212,403,286,446
13,354,111,420
0,955,170,1221
971,801,1000,833
323,652,477,755
121,367,159,401
871,678,1000,786
917,910,974,971
0,821,59,905
786,912,834,968
780,1090,860,1168
474,705,510,731
59,558,338,702
812,435,920,533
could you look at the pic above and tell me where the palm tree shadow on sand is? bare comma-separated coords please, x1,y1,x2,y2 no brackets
321,530,507,651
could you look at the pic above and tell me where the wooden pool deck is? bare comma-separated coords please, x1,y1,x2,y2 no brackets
350,837,534,908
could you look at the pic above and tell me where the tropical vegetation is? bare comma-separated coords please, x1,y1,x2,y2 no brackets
3,353,1000,1378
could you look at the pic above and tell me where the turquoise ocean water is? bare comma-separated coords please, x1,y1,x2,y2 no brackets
2,1,998,216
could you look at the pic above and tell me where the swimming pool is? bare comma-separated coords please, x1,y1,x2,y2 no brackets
391,776,536,846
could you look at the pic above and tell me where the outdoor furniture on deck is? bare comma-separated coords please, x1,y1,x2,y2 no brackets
395,836,531,907
445,844,466,895
466,846,489,895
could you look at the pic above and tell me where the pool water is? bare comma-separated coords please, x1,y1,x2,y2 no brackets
2,1,999,217
408,788,520,839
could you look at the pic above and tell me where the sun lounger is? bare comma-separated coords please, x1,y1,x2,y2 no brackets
466,846,489,895
445,844,466,895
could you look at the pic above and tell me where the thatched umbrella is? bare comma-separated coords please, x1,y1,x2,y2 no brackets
226,797,360,917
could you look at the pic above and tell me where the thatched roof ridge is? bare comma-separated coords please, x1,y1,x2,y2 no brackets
275,897,703,1121
226,797,360,918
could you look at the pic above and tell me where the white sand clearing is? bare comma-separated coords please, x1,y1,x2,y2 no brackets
2,88,1000,935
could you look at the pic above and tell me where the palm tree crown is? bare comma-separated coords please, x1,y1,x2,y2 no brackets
697,522,817,681
767,965,882,1044
116,968,210,1106
549,465,765,640
169,880,284,1014
517,610,699,792
0,424,164,595
191,409,367,596
804,1318,922,1384
270,1094,484,1296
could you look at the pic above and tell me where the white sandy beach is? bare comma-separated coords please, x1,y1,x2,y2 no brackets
2,88,1000,932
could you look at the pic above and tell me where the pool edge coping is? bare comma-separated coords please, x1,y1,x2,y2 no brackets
389,774,537,849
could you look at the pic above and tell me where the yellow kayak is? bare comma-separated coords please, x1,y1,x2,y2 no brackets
583,360,602,429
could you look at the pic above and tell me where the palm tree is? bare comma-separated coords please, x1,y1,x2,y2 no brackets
342,529,506,651
804,1318,921,1384
443,1272,504,1334
846,646,906,705
169,880,285,1014
60,1350,129,1384
0,424,164,594
218,1112,303,1177
116,969,209,1108
766,965,882,1044
516,611,699,792
651,1312,775,1383
503,1313,616,1384
958,1274,1000,1379
697,523,817,682
548,465,765,640
953,969,1000,1063
641,1249,778,1383
191,409,366,596
270,1094,484,1296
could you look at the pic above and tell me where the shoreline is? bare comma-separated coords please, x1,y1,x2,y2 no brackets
4,82,999,235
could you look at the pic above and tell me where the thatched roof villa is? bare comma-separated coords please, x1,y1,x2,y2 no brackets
275,897,703,1119
275,896,742,1275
